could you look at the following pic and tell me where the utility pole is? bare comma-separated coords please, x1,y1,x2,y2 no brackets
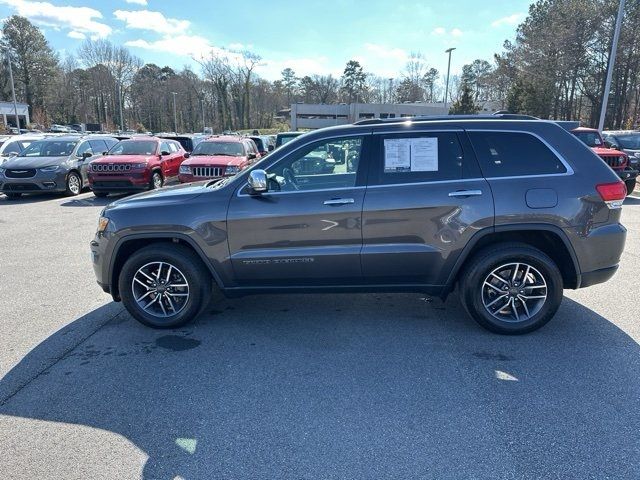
171,92,178,133
118,82,124,133
201,97,205,133
4,48,21,131
444,47,456,112
599,0,625,131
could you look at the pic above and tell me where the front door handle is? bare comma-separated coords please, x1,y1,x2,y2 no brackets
448,190,483,197
324,198,355,205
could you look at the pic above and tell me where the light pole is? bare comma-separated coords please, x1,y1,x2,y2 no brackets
599,0,625,131
443,47,456,112
171,92,178,133
117,82,124,133
3,47,21,131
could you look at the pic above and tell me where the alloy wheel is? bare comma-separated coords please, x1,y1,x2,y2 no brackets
68,174,81,194
481,262,548,323
131,261,190,318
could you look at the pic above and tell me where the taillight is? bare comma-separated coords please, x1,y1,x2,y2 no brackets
596,181,626,208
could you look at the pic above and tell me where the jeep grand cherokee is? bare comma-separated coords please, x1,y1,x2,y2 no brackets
90,115,627,334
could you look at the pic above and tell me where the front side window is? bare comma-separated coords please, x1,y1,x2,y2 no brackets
266,137,363,192
76,141,93,157
376,132,463,184
3,141,22,155
168,142,178,153
468,131,567,178
109,141,158,155
22,140,78,157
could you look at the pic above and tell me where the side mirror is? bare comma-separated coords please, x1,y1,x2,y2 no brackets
161,150,170,156
102,151,108,156
82,151,93,159
248,169,268,193
604,140,612,148
268,145,275,152
184,152,191,158
248,153,257,160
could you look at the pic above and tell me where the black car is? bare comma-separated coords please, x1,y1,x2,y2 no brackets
91,115,626,334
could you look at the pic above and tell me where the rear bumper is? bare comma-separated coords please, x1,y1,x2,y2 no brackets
580,265,619,288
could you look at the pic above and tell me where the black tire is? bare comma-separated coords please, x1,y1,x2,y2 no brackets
459,243,563,335
150,171,163,190
625,178,636,196
118,244,212,328
4,192,22,200
65,171,82,196
93,191,108,198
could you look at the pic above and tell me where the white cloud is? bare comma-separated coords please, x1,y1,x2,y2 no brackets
450,28,463,37
125,0,147,4
0,0,111,38
491,13,524,27
228,42,254,51
431,26,446,35
67,30,86,40
113,9,190,31
363,43,408,62
125,34,215,58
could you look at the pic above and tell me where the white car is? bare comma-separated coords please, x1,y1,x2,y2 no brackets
0,134,45,164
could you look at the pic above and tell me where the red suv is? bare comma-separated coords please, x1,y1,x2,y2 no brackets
88,137,186,197
178,136,260,183
571,127,638,194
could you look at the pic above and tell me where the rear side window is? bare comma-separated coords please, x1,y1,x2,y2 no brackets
468,131,567,178
376,131,463,184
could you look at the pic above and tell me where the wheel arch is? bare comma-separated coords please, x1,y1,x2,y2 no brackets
444,224,581,296
108,233,223,301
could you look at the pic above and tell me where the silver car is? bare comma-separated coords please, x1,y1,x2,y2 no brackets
0,135,118,199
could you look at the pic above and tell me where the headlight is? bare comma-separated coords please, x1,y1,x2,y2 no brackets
40,165,60,172
179,165,191,174
97,216,109,234
225,166,239,175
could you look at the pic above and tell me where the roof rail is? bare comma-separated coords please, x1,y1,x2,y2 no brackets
353,113,539,126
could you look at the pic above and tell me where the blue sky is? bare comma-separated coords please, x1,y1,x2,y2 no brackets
0,0,533,80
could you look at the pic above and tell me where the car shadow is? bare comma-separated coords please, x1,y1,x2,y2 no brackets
59,193,129,207
1,295,639,478
624,195,640,205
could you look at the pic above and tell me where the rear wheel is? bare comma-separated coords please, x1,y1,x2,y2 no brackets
625,178,636,196
118,244,211,328
460,243,563,334
150,171,163,190
65,171,82,196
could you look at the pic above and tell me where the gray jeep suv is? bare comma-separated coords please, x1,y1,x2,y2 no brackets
90,115,627,334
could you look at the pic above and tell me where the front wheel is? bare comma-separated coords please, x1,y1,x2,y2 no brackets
150,171,163,190
65,171,82,196
460,244,563,334
118,244,212,328
625,178,636,196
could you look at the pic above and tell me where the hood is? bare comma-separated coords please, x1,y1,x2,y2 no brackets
2,155,69,169
104,181,210,212
90,154,156,164
591,146,626,157
183,154,246,167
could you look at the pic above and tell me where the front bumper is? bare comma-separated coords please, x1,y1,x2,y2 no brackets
89,172,150,192
0,170,68,193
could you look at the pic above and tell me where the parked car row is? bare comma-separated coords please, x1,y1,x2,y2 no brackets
0,133,277,198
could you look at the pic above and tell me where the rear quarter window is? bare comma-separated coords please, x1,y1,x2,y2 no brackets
468,131,567,178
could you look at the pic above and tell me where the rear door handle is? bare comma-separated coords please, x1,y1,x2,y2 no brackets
448,190,483,197
324,198,355,205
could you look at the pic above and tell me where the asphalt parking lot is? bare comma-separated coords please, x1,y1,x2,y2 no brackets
0,191,639,479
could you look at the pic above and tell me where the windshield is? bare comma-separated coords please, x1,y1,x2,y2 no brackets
192,141,244,156
21,140,78,157
109,141,158,155
615,134,640,150
573,131,603,148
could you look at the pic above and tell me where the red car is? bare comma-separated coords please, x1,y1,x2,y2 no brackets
178,136,260,183
571,127,638,194
88,137,186,197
